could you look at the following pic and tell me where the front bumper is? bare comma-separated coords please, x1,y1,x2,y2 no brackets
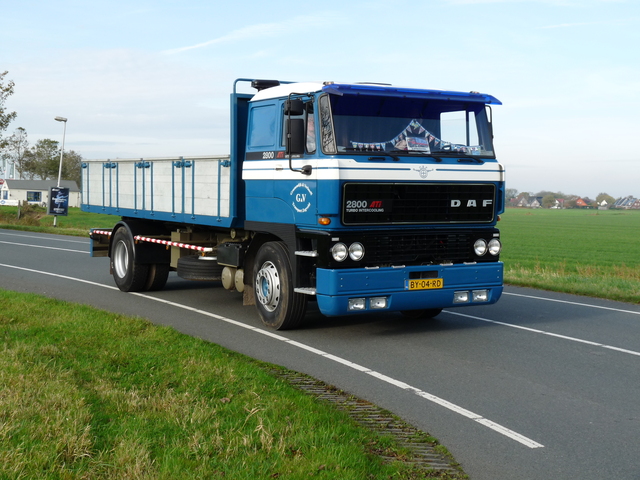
315,262,503,316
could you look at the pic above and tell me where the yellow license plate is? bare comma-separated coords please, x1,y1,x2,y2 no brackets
405,278,444,290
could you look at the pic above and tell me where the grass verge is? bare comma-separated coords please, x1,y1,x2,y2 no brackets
500,208,640,303
0,290,463,479
0,205,114,237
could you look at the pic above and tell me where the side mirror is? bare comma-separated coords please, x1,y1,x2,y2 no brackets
284,98,304,116
286,118,305,155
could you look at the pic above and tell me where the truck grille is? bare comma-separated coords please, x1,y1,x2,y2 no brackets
342,183,496,225
365,231,476,266
313,229,500,269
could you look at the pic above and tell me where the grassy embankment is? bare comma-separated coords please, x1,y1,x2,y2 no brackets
1,290,460,479
500,207,640,304
0,205,114,236
1,206,461,479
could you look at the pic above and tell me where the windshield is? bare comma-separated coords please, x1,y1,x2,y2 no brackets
324,94,495,157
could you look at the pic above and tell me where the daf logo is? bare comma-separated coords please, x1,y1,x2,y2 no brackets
413,166,434,179
451,199,493,207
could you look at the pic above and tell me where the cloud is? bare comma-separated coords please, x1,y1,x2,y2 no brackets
442,0,625,4
539,22,595,28
163,14,338,55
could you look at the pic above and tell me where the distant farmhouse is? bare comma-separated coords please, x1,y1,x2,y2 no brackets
0,180,80,208
510,194,639,209
613,195,640,209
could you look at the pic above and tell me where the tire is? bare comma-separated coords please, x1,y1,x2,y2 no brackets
400,308,443,319
254,241,306,330
111,227,149,292
144,263,170,291
177,255,223,281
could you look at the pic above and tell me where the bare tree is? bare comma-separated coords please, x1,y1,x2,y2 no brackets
0,71,17,151
2,127,28,178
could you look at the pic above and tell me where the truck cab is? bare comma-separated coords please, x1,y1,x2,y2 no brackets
239,80,504,327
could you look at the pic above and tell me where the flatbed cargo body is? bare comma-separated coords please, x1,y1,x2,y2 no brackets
82,155,236,227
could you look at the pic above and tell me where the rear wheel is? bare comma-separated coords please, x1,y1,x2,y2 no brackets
254,241,306,330
144,263,170,291
111,227,149,292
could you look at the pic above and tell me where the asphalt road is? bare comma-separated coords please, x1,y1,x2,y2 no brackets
1,228,639,480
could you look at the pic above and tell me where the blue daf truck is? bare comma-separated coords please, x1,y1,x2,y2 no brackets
83,78,505,329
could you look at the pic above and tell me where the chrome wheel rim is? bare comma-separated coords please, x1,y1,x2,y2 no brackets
113,240,129,279
255,261,280,312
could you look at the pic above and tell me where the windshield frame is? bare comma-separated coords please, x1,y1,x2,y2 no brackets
320,92,497,159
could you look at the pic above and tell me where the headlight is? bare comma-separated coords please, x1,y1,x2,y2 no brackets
474,239,488,256
488,238,501,256
331,242,348,262
349,242,365,261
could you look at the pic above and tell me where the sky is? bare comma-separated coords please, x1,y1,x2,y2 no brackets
2,0,639,199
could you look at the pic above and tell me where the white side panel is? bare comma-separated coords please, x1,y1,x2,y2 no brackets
82,156,232,219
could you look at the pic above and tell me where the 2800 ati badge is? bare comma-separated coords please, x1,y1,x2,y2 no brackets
290,182,313,213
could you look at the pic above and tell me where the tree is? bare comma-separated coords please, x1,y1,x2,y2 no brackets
596,192,615,206
505,188,518,200
21,139,61,180
20,138,82,185
2,127,28,178
62,150,83,185
542,194,557,208
0,71,17,151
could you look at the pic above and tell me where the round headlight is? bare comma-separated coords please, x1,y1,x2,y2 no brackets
331,242,348,262
349,242,365,261
474,239,488,256
488,238,501,256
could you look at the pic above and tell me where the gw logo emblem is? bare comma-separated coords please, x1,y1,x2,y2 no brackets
413,166,434,179
290,183,313,213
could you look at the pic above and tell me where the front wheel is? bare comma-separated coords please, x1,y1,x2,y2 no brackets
254,241,306,330
111,227,149,292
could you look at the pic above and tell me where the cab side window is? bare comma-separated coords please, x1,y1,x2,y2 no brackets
248,104,276,148
306,104,316,154
281,103,316,154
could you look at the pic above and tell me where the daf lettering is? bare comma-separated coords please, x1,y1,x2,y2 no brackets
450,199,493,208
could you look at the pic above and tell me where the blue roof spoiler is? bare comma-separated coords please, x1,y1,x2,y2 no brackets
322,83,501,105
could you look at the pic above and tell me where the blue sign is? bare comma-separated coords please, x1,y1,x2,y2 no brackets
48,187,69,216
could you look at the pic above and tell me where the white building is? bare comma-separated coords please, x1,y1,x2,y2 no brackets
0,179,80,207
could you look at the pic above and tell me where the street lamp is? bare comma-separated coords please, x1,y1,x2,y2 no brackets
53,116,67,227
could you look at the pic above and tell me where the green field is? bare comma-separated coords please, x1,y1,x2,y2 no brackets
500,208,640,303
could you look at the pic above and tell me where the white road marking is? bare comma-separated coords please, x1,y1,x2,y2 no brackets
504,291,640,316
0,262,544,449
0,231,88,244
446,311,640,358
0,240,87,254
